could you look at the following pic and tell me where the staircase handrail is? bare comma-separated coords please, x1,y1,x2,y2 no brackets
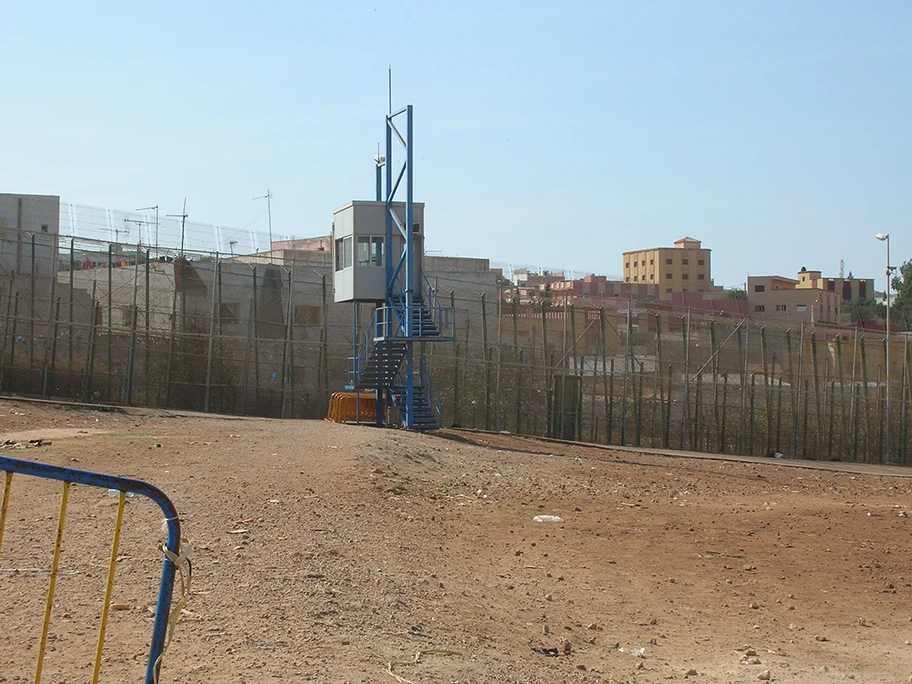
419,357,443,424
349,308,383,386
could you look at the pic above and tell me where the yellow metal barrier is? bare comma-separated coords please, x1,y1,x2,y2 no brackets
0,456,186,683
326,392,377,424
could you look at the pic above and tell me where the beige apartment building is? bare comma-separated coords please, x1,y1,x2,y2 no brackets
747,275,841,325
795,267,875,302
622,237,711,300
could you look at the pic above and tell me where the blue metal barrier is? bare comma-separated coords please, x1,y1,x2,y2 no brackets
0,455,184,683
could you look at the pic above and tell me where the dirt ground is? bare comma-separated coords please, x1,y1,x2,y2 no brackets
1,398,911,684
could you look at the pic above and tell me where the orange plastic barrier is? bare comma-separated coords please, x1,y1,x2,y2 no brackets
326,392,377,424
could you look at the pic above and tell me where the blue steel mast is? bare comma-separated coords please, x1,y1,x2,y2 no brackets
345,105,453,430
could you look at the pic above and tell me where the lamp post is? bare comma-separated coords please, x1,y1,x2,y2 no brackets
875,233,892,462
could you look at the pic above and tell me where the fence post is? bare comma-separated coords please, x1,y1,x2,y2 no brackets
776,376,784,454
516,348,524,434
901,336,910,465
607,358,615,444
664,364,673,448
720,372,729,452
802,378,811,459
481,293,491,430
710,320,719,451
635,361,644,446
681,310,691,450
252,268,260,408
600,308,609,444
693,368,702,450
203,256,220,414
124,244,141,407
902,336,911,465
452,291,460,426
737,325,746,455
811,336,823,459
69,239,75,373
794,324,805,458
41,297,61,399
761,327,772,456
107,243,113,400
748,373,757,456
82,283,98,402
164,262,179,409
144,250,151,406
279,266,293,418
860,337,871,462
8,291,20,392
30,233,36,369
827,379,836,459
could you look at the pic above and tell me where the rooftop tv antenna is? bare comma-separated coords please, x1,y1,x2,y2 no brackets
166,198,188,256
123,217,149,245
839,259,845,279
252,190,273,251
136,205,160,253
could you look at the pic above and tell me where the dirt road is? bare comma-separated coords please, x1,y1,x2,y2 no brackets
1,398,911,683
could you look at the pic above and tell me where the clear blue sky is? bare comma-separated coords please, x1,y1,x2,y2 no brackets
4,1,910,290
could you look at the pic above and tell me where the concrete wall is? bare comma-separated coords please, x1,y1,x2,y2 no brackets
0,194,60,278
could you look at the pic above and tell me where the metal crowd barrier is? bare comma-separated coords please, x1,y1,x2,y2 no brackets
0,455,187,683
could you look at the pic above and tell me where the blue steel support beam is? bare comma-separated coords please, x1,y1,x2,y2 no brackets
404,105,415,426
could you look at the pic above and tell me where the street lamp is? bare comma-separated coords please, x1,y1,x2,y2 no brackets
875,233,893,462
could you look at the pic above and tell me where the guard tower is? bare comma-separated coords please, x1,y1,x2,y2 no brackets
332,105,454,429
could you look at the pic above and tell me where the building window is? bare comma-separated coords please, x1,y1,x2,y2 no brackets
666,288,672,293
649,259,654,265
796,304,807,312
641,260,646,266
776,304,787,312
754,285,765,293
334,237,352,271
754,305,765,313
665,273,672,280
682,259,689,265
697,274,705,280
625,262,629,269
41,224,49,233
356,236,371,267
682,274,689,280
649,273,654,280
633,276,638,282
698,259,704,266
666,258,673,265
625,277,630,283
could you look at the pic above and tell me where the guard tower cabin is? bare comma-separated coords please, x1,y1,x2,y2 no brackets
332,200,424,304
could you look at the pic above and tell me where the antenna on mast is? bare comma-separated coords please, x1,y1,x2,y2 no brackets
839,259,845,279
252,190,274,253
166,198,188,257
136,205,159,255
388,65,392,114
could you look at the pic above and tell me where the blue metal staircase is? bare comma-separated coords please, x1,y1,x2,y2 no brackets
348,294,451,430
